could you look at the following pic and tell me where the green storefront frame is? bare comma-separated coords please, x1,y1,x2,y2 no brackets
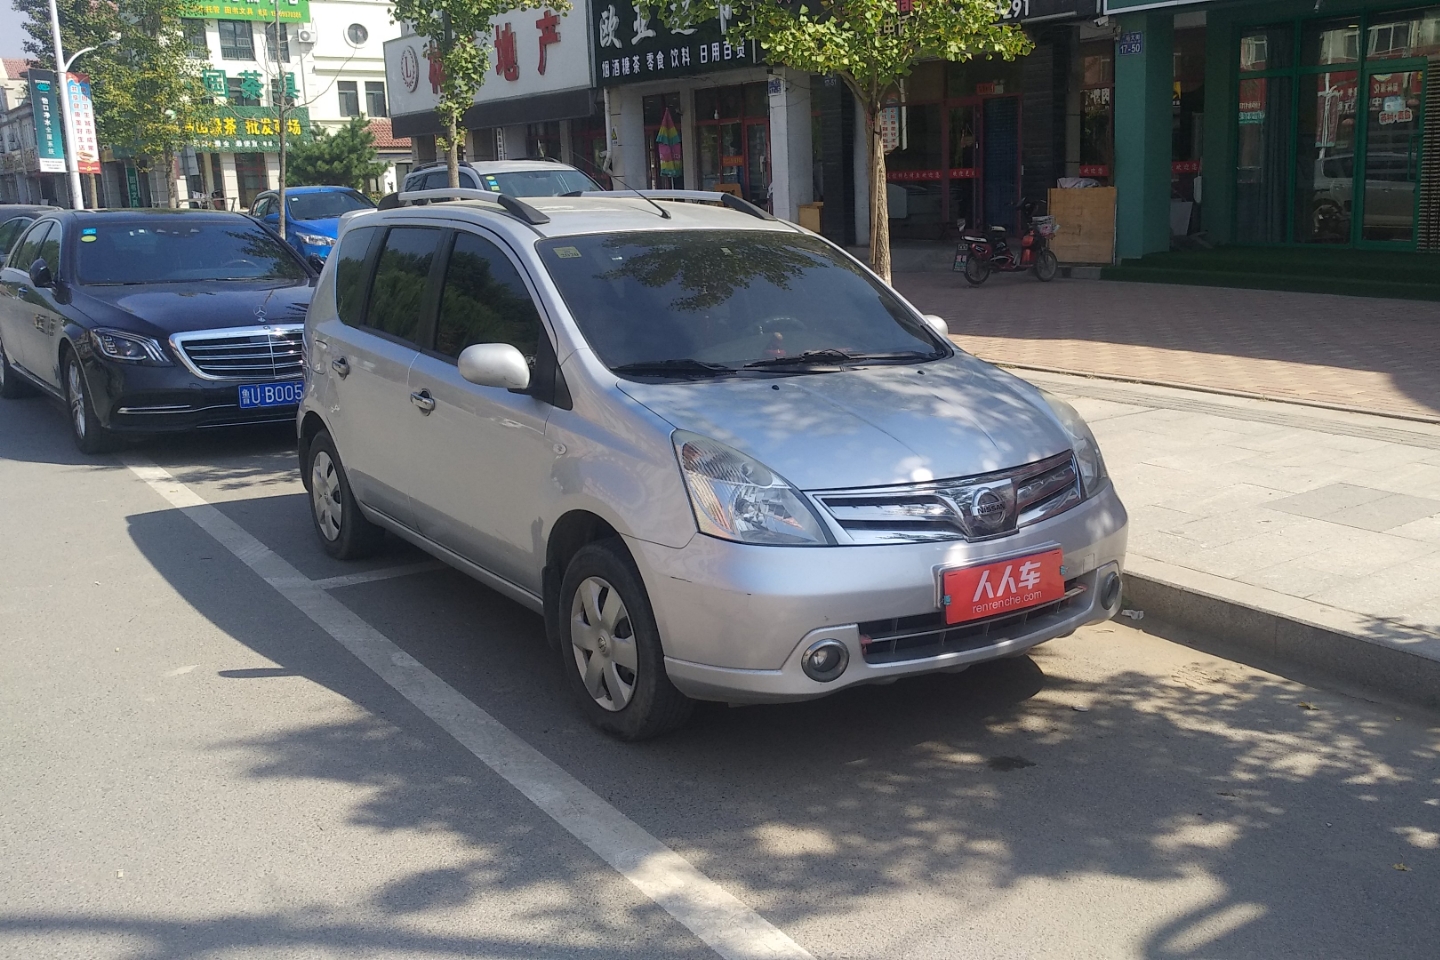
1200,0,1437,250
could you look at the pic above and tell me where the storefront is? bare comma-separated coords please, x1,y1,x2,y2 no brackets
593,0,796,210
1107,0,1439,256
384,4,598,180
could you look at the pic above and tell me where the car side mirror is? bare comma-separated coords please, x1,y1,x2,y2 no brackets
28,259,52,288
306,254,325,272
923,314,949,338
458,343,531,391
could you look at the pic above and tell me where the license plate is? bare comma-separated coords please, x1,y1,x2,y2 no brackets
941,548,1066,625
238,380,304,409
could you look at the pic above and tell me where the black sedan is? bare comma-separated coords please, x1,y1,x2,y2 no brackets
0,209,316,453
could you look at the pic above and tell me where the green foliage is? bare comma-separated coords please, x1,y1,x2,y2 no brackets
286,117,388,188
17,0,210,172
389,0,569,179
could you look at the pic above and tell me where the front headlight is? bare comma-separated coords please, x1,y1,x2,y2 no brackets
90,328,168,364
1041,392,1107,497
295,233,335,247
673,431,831,546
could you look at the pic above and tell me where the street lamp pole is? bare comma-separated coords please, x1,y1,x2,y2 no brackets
47,0,85,209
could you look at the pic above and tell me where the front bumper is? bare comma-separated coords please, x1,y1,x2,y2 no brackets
83,354,300,433
626,482,1128,703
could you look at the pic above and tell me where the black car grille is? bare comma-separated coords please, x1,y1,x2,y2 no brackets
178,329,304,380
858,581,1084,665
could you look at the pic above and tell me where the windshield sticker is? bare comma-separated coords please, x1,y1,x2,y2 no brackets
484,176,500,190
80,234,96,242
553,246,582,259
82,227,97,235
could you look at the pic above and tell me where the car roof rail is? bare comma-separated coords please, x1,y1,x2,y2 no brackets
387,188,551,225
577,189,776,221
410,159,475,173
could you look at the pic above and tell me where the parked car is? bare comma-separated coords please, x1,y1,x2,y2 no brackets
297,191,1128,739
0,214,40,258
0,209,317,452
252,186,376,262
402,159,603,197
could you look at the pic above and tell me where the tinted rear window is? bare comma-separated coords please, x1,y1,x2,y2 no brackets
364,227,442,343
334,226,378,326
77,217,308,284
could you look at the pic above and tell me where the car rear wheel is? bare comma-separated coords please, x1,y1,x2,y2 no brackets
560,541,693,740
0,337,33,399
306,430,384,560
64,354,118,454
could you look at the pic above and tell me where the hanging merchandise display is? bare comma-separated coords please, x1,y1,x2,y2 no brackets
656,107,682,179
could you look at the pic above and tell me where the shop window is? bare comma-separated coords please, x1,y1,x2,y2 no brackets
1367,8,1440,59
1239,25,1293,72
1080,40,1114,183
527,121,561,159
365,82,388,118
338,81,360,118
1173,28,1207,210
1235,76,1293,243
569,116,611,188
693,84,770,202
1294,69,1360,243
904,61,945,103
234,153,269,209
218,20,254,61
1302,18,1361,67
265,23,290,63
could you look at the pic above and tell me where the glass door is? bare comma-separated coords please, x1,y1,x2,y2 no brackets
1357,65,1425,244
744,121,769,208
1295,69,1359,243
982,96,1021,232
947,104,977,230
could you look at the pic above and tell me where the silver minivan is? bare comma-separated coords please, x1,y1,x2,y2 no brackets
298,189,1128,739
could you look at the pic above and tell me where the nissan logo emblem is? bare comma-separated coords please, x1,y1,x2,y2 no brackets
972,489,1006,525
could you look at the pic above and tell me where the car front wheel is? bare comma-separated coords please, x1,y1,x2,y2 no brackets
64,354,118,454
305,430,384,560
560,541,693,740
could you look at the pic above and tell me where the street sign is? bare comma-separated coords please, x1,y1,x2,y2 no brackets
1118,31,1144,56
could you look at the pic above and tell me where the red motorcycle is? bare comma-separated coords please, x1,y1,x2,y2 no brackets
954,199,1059,285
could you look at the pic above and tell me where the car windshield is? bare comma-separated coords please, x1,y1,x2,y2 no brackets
78,218,309,284
287,191,374,220
538,231,948,375
480,169,601,197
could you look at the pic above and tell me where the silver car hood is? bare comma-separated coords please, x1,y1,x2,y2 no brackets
617,354,1073,490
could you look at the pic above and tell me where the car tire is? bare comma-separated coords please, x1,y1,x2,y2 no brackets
0,336,33,399
560,540,693,741
1034,249,1059,282
306,430,384,560
964,254,990,286
64,353,118,454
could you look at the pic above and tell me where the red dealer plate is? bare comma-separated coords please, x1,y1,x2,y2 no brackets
941,548,1066,625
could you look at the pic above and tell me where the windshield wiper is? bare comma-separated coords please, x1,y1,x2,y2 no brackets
611,358,736,378
744,349,934,369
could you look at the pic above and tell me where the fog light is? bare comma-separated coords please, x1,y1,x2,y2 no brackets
1101,572,1122,610
801,639,849,683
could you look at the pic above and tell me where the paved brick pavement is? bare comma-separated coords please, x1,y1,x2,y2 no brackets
894,274,1440,421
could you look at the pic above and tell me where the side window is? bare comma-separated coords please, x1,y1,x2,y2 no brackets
363,227,442,344
435,232,541,360
10,222,50,271
37,223,61,273
333,226,378,326
422,171,448,190
254,198,272,218
0,218,30,256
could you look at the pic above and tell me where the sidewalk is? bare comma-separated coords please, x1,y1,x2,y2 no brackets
895,274,1440,707
895,273,1440,422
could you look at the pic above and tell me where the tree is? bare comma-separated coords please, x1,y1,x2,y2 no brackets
18,0,211,207
649,0,1030,282
390,0,566,188
285,117,388,189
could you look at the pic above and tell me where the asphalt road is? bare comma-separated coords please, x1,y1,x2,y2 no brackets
2,389,1438,960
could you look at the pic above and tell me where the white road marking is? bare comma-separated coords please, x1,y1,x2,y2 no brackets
124,456,813,960
309,560,447,590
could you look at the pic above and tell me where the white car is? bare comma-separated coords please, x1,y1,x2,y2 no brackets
402,159,603,197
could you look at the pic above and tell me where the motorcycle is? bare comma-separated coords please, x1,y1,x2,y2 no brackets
953,199,1060,286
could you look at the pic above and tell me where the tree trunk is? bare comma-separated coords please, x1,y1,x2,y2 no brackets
447,117,460,188
865,103,892,284
165,149,180,208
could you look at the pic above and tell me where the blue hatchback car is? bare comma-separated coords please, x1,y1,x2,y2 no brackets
251,186,375,261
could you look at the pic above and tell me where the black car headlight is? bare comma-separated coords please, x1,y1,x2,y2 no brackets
90,328,169,364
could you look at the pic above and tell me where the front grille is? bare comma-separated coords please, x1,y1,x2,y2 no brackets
172,325,304,381
813,451,1082,544
858,582,1085,665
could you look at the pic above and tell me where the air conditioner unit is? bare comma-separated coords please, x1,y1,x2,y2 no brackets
296,24,318,44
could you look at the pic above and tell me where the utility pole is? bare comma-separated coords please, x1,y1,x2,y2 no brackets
47,0,84,209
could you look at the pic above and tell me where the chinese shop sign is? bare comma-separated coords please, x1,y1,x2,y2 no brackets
28,69,67,173
66,73,101,174
593,0,761,86
181,0,311,23
183,106,312,152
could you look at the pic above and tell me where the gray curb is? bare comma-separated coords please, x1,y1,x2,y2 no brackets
1123,572,1440,712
